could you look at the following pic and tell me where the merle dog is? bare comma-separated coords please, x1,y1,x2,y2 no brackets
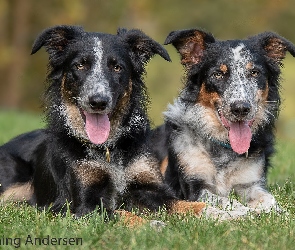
152,28,295,216
0,26,205,218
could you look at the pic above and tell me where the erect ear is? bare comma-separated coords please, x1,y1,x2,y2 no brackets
118,28,171,73
31,25,84,56
164,28,215,66
254,32,295,63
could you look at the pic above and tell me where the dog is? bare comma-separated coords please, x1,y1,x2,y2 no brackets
151,28,295,216
0,25,205,218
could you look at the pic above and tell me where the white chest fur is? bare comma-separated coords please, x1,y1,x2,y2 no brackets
173,130,264,196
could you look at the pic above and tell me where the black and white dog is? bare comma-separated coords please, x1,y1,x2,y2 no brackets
152,28,295,216
0,26,205,218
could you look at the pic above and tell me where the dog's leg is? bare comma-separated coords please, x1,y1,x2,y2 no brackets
179,178,205,201
234,183,280,213
70,161,118,217
125,182,206,216
198,189,252,220
125,156,206,216
238,185,280,213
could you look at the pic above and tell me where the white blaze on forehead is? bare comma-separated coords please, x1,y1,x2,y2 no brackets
227,43,256,101
93,38,104,74
231,44,249,98
232,44,248,62
80,37,111,110
92,38,110,94
91,37,107,91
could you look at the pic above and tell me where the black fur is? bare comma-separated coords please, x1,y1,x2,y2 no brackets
0,25,189,217
152,28,295,211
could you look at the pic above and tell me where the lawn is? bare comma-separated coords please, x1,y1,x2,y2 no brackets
0,111,294,250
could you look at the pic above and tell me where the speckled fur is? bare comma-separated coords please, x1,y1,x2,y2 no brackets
0,26,207,218
151,28,295,215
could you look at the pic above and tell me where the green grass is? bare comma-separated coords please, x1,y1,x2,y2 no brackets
0,110,44,144
0,111,295,250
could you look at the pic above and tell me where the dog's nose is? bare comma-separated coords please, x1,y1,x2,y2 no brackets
88,95,109,111
230,101,251,118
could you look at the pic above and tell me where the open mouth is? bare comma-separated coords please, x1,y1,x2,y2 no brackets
80,109,110,145
217,108,254,155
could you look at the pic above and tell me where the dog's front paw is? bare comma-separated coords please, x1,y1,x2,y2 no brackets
169,200,206,216
247,192,283,214
202,206,252,221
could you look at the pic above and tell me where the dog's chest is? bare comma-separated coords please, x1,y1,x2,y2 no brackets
75,148,162,195
173,131,264,196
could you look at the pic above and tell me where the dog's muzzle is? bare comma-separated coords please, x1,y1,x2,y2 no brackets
230,100,251,120
218,100,255,155
88,94,111,112
79,94,112,145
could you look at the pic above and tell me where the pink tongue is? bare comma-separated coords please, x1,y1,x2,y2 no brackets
228,121,252,154
84,112,110,144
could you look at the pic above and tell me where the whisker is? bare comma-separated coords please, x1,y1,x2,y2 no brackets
264,109,276,118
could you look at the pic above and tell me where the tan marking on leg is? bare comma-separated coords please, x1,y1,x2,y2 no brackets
126,156,163,185
1,182,33,202
115,209,146,228
73,161,110,187
169,200,206,215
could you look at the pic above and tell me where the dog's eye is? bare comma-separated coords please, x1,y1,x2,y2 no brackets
113,65,122,72
250,70,260,77
76,63,85,70
213,72,224,79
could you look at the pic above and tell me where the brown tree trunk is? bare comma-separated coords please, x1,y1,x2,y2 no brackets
4,0,31,108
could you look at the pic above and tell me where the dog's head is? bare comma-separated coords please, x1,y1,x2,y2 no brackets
165,29,295,154
32,25,170,145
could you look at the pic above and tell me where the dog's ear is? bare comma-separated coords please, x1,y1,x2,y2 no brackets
164,29,215,66
31,25,84,56
118,28,171,72
255,32,295,63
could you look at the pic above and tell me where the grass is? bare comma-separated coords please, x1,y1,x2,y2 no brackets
0,110,44,144
0,111,295,250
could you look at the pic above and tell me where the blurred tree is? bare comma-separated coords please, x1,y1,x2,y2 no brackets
1,0,31,108
0,0,294,132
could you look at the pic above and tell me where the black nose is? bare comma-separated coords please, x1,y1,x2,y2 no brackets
230,101,251,118
88,95,109,111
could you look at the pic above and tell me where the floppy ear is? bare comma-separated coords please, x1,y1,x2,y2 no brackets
164,28,215,66
31,25,84,56
255,32,295,63
118,28,171,73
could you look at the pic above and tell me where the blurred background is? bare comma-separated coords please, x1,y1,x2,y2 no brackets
0,0,294,140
